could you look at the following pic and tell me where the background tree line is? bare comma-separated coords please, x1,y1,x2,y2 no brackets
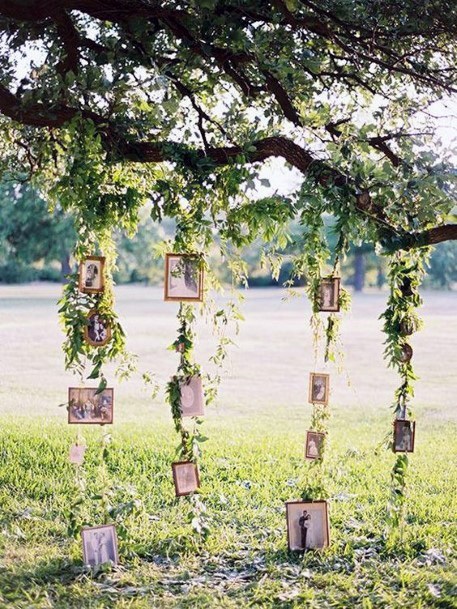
1,181,456,290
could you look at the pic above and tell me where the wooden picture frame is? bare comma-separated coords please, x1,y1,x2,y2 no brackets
79,256,105,294
172,461,201,497
81,524,119,566
164,253,204,302
318,277,340,312
393,419,416,453
68,387,114,425
308,372,330,406
305,431,326,460
286,500,330,551
179,375,205,417
84,309,112,347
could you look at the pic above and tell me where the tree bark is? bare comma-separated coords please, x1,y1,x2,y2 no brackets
60,252,72,282
353,249,365,292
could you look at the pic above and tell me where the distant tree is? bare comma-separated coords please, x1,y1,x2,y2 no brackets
428,242,457,288
0,181,75,282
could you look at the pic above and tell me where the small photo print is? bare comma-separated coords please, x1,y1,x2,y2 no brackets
318,277,340,312
164,253,204,302
308,373,330,405
179,376,204,417
79,256,105,294
69,444,87,465
286,500,330,551
68,388,114,424
172,461,200,497
81,524,119,567
84,310,112,347
393,419,416,453
305,431,325,460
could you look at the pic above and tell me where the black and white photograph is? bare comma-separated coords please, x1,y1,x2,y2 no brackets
305,431,325,460
84,310,112,347
172,461,200,496
79,256,105,294
318,277,340,312
68,388,114,424
164,253,204,302
393,419,416,453
179,376,205,417
81,524,119,567
286,500,330,551
308,373,330,405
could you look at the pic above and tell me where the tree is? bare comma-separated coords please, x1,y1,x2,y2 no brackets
0,1,455,255
0,180,75,281
1,1,456,540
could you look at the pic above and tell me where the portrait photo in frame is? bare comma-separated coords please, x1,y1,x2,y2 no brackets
305,431,326,460
172,461,200,497
179,375,205,417
68,387,114,425
81,524,119,567
393,419,416,453
164,253,204,302
286,500,330,551
318,277,340,312
308,373,330,406
84,310,112,347
79,256,105,294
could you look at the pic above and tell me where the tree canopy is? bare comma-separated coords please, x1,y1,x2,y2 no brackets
0,0,456,257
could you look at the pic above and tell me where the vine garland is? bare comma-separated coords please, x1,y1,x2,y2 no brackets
382,248,429,542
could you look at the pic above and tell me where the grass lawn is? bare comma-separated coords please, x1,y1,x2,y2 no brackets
0,284,456,608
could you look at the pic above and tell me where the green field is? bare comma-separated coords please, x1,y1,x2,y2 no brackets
0,284,456,608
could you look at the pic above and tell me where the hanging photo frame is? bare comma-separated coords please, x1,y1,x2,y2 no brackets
68,387,114,424
286,500,330,551
164,253,204,302
318,277,340,312
69,443,87,464
393,419,416,453
84,310,112,347
79,256,105,294
81,524,119,566
179,375,205,417
308,372,330,406
172,461,200,496
305,431,326,460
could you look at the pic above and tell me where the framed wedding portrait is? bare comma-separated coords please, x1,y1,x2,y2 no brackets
286,500,330,552
172,461,200,497
318,277,340,312
68,387,114,424
179,375,205,417
84,310,112,347
164,253,204,302
79,256,105,294
81,524,119,567
393,419,416,453
308,373,330,406
305,431,325,460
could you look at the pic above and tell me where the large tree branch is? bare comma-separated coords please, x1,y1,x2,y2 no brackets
0,83,455,249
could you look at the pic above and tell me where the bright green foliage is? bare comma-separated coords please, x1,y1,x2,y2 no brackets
0,181,75,281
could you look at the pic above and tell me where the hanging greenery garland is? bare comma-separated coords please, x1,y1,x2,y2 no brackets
381,248,430,542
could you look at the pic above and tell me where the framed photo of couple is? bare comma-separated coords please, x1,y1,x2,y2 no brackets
286,500,330,552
